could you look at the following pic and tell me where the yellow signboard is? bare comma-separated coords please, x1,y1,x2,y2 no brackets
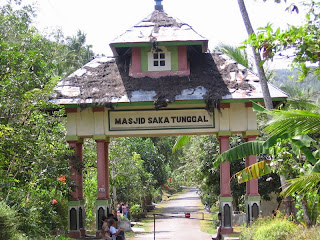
109,109,214,131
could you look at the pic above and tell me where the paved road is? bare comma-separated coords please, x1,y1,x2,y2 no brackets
133,187,213,240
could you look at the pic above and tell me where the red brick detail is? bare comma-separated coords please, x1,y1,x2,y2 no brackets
92,107,105,112
80,229,86,236
245,102,253,108
178,46,188,71
68,231,81,238
220,103,230,108
65,108,78,113
221,228,233,234
131,47,141,74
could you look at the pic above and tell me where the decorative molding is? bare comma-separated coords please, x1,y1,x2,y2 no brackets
220,103,230,108
93,135,110,141
219,196,233,202
243,130,259,138
218,131,232,137
65,108,78,113
66,136,82,142
68,201,81,206
245,102,253,108
92,107,105,112
245,195,261,201
95,199,112,206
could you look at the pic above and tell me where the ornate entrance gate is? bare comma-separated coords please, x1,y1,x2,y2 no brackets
53,1,287,237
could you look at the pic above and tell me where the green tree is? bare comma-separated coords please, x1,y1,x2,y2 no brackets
247,1,320,80
0,1,95,237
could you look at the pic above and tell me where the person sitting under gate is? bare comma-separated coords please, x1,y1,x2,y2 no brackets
109,218,125,240
100,216,112,240
212,213,222,240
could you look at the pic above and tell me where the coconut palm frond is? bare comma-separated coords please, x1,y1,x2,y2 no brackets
213,141,268,168
286,99,318,111
172,135,192,153
217,44,250,69
265,110,320,136
281,173,320,197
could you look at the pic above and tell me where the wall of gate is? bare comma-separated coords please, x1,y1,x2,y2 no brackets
65,102,258,138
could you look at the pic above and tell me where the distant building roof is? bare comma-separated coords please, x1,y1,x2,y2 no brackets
53,53,288,109
110,10,208,56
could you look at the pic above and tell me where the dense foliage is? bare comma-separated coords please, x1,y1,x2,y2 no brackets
0,1,94,238
247,0,320,80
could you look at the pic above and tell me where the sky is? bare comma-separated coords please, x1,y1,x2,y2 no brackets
7,0,305,58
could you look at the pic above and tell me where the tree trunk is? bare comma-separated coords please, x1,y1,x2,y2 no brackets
280,175,296,219
238,0,297,219
237,0,273,110
301,199,313,228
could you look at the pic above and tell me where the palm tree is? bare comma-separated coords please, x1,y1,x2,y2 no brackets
216,43,275,81
237,0,273,110
216,44,251,69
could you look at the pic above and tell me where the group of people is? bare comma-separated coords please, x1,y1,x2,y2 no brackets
100,213,126,240
118,203,129,218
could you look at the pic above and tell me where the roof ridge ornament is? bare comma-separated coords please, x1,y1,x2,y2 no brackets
155,0,163,11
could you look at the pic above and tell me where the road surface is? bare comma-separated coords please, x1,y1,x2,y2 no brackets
133,187,214,240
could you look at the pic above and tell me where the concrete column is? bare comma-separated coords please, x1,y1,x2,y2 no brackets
244,135,261,224
96,140,108,200
219,136,231,197
68,141,79,201
67,140,81,239
218,135,233,234
95,137,111,237
74,141,86,236
244,136,259,196
75,142,84,200
104,141,110,199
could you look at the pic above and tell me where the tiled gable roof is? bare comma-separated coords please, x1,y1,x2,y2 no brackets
53,53,288,109
110,10,208,55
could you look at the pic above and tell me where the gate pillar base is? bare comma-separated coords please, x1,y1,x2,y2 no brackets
245,195,261,225
219,196,233,234
68,201,81,238
68,231,81,238
95,199,112,237
79,199,86,236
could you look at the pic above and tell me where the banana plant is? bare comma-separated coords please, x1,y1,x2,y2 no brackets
213,101,320,182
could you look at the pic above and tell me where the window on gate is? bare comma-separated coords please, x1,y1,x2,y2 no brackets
148,46,171,71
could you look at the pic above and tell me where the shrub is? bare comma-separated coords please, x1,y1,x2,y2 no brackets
0,201,18,240
130,204,143,220
254,218,297,240
240,216,320,240
153,188,162,203
240,217,298,240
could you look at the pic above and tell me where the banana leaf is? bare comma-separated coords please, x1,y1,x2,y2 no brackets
213,141,268,168
234,160,271,183
172,135,192,153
